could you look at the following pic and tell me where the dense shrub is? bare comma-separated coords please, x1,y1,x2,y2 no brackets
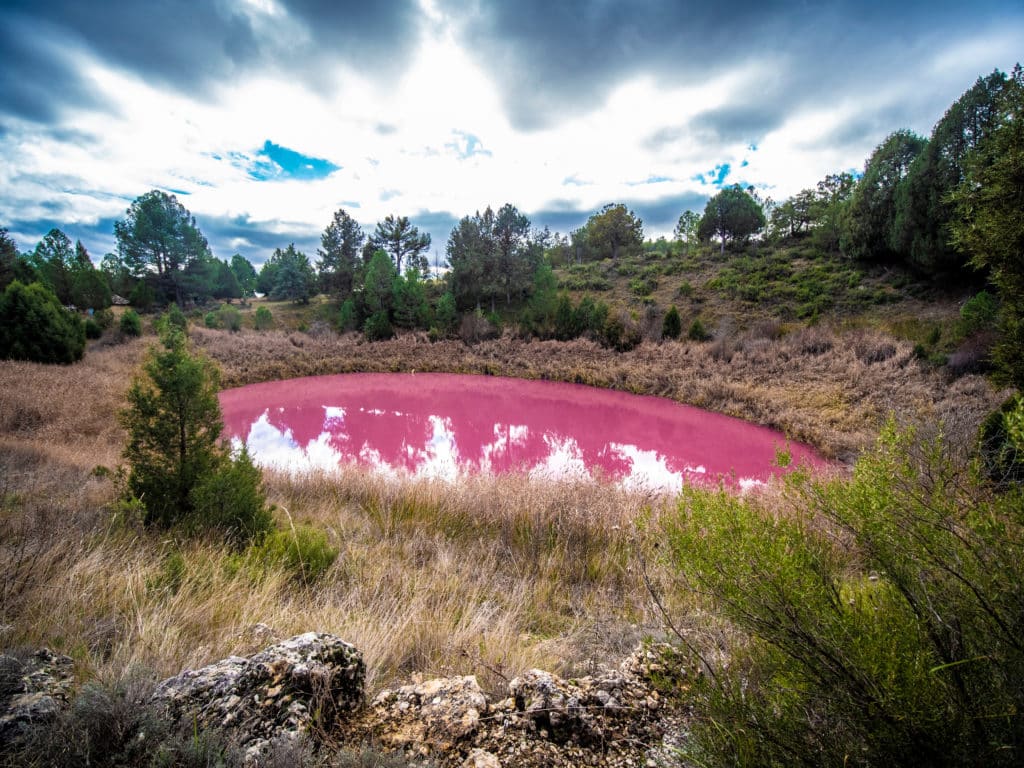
363,310,393,341
254,305,273,330
189,447,273,547
217,304,242,332
203,311,219,329
250,524,338,585
84,317,103,339
664,422,1024,767
958,290,999,338
120,308,142,336
0,280,86,363
662,305,682,339
687,317,711,341
979,395,1024,486
120,328,271,544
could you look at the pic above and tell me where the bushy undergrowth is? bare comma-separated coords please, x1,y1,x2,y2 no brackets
664,422,1024,766
0,280,86,363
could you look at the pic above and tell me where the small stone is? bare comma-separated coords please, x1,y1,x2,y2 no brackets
463,747,501,768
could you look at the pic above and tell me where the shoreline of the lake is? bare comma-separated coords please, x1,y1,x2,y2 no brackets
193,324,1005,463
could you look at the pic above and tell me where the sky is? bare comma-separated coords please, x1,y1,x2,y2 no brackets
1,1,1021,268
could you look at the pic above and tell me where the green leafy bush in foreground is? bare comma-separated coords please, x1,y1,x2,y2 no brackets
664,421,1024,767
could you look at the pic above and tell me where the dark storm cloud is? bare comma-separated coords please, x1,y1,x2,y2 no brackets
438,0,1021,132
197,214,320,266
0,20,104,122
0,0,424,124
689,104,789,146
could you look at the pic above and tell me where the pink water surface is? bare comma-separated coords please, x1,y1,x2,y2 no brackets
218,373,825,492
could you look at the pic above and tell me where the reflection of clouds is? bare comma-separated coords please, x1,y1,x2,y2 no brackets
609,443,684,493
412,415,459,480
244,411,346,472
480,423,530,472
236,405,784,494
324,406,346,426
529,434,590,481
738,477,766,492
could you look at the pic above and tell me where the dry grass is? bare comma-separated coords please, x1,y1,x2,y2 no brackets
0,321,1005,703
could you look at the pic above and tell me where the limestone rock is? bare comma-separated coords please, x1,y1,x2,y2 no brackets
152,632,363,758
371,675,488,752
0,648,75,742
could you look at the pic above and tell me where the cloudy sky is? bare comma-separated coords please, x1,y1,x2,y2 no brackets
1,1,1021,267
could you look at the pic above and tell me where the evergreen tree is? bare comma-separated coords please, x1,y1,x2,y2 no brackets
266,244,316,303
361,249,396,339
229,254,258,298
317,208,365,299
840,130,926,262
894,70,1009,275
369,215,430,274
1,229,36,291
0,280,86,364
29,228,75,304
119,324,271,542
392,267,430,329
951,65,1024,387
114,190,212,305
447,208,497,311
662,305,682,339
213,259,241,301
583,203,644,261
698,186,766,253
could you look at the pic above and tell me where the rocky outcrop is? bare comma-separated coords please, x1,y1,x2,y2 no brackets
0,648,75,743
2,633,687,767
356,644,689,767
152,632,364,761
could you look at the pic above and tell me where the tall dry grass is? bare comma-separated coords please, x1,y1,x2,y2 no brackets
0,322,1004,702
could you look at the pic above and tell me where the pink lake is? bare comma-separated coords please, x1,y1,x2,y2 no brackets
219,373,825,492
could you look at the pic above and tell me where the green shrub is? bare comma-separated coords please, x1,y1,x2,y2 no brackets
119,328,270,545
129,280,155,310
979,395,1024,486
664,422,1024,767
189,448,273,547
203,311,219,329
678,280,694,298
120,308,142,336
94,308,115,330
84,317,103,339
958,290,999,338
687,317,711,341
363,310,393,341
662,305,682,339
0,280,86,363
161,303,188,334
217,304,242,332
336,299,357,332
251,524,338,584
254,305,273,330
434,292,458,336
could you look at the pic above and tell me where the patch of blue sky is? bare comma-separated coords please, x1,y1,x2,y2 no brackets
691,163,731,187
446,130,492,160
245,141,341,181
